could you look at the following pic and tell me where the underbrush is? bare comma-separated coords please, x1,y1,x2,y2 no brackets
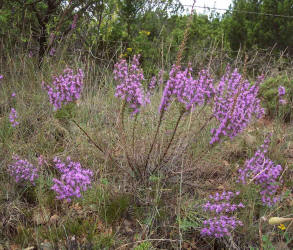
0,54,292,250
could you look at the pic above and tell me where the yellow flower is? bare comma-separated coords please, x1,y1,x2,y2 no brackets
139,30,150,36
126,48,132,52
278,224,286,230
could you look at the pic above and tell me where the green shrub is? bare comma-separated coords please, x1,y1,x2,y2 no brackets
260,74,293,122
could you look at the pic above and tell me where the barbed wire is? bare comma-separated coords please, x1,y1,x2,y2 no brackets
182,4,293,19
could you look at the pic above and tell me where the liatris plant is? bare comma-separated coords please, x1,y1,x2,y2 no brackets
51,157,93,202
9,108,19,127
278,86,286,97
114,54,150,115
0,75,3,80
201,191,244,238
148,76,157,90
159,64,214,113
278,86,286,105
49,48,56,56
210,69,264,144
8,155,39,185
42,68,84,110
238,134,283,206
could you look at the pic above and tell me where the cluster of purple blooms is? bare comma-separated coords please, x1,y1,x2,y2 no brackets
0,75,3,80
49,48,56,56
8,155,38,185
210,68,264,144
51,157,93,202
114,55,150,115
148,70,165,90
238,134,283,206
159,64,215,113
9,108,19,127
278,86,286,105
201,191,244,238
42,68,84,110
148,76,157,89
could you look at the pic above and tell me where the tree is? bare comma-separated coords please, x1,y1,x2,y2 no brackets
223,0,293,54
0,0,97,66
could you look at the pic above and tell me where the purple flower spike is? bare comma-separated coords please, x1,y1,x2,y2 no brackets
42,68,84,110
201,190,244,238
114,55,150,115
201,216,243,238
8,155,38,185
0,75,3,80
210,69,264,144
148,76,157,89
238,134,283,206
278,86,286,96
51,157,93,202
9,108,19,127
159,65,215,113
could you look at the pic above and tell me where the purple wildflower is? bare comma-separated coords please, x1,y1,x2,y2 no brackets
201,190,244,238
210,69,264,144
278,86,286,96
148,76,157,89
159,64,214,113
9,108,19,127
51,157,93,202
8,155,38,185
278,86,286,104
49,48,56,56
201,216,243,238
38,155,47,166
158,70,164,85
238,134,283,206
0,75,3,80
11,92,16,97
279,99,287,105
114,55,150,115
42,68,84,110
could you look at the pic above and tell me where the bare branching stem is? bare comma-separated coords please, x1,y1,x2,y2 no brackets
143,112,164,176
153,112,184,174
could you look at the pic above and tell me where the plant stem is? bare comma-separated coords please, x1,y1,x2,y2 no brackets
143,111,164,177
72,119,105,154
119,101,142,180
153,112,184,174
132,114,138,156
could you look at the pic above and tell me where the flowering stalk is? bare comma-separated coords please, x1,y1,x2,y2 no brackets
114,55,150,115
8,155,38,185
210,69,264,144
278,86,286,105
238,134,283,206
201,191,244,238
51,157,93,202
9,108,19,127
42,68,84,110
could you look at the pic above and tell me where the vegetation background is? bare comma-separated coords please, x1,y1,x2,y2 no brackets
0,0,293,249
